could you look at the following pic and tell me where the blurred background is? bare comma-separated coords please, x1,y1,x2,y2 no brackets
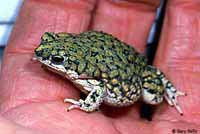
0,0,23,64
0,0,166,67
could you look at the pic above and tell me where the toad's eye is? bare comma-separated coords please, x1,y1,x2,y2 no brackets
51,55,64,64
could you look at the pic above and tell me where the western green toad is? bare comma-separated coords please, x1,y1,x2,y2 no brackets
34,31,186,115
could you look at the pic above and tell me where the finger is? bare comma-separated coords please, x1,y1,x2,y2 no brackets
91,0,160,53
153,0,200,123
0,0,96,113
7,0,95,53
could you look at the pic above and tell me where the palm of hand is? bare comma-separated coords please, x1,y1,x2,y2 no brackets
0,60,173,134
0,0,200,134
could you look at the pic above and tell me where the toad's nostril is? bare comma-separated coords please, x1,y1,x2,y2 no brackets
42,56,50,61
35,50,42,57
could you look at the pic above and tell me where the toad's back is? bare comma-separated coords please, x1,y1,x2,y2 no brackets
60,31,147,76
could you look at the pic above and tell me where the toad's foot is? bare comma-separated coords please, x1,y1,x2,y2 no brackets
64,85,106,112
158,70,187,115
149,66,187,115
64,98,82,111
164,84,186,115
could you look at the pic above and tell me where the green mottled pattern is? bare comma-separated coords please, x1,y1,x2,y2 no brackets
142,66,165,95
35,31,147,102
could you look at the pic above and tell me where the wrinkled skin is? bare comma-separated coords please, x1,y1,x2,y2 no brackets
0,0,199,134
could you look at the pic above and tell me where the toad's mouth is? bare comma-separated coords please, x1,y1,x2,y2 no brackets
33,55,67,77
32,55,90,95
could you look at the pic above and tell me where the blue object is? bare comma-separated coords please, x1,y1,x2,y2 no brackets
0,0,23,47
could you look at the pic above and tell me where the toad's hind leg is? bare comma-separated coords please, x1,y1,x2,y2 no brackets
158,70,186,115
64,82,106,112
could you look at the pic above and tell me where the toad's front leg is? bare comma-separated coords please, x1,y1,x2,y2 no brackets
64,85,106,112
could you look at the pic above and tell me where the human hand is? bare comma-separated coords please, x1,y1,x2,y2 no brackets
0,0,199,134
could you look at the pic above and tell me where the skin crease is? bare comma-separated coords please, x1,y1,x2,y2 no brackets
0,0,199,133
